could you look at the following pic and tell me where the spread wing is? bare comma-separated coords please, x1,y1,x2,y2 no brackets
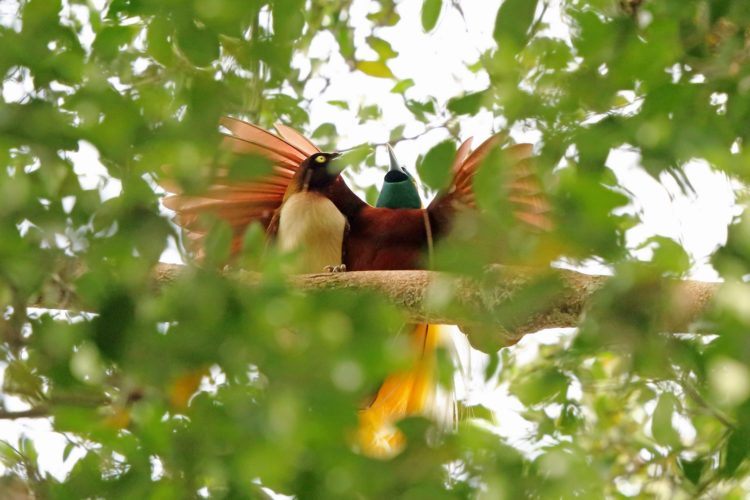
274,122,321,157
428,134,552,234
161,117,320,259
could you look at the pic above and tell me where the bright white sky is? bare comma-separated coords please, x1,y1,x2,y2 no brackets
0,0,741,483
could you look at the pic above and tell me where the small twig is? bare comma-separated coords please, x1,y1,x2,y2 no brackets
451,0,469,30
0,392,111,420
528,0,551,40
679,376,735,430
339,122,453,154
0,407,50,420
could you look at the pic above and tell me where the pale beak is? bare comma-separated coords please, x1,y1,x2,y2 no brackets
386,144,400,172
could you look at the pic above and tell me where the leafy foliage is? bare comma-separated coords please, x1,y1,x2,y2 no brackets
0,0,749,498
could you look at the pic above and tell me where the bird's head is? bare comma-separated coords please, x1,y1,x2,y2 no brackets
376,144,422,209
297,152,342,192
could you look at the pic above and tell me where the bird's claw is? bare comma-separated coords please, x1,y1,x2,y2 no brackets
323,264,347,273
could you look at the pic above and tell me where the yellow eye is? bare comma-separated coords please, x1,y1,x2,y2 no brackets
314,155,326,164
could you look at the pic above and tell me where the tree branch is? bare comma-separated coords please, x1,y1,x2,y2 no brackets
0,407,50,420
32,262,720,350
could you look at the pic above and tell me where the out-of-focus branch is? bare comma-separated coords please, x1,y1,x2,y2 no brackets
0,407,50,420
31,261,720,350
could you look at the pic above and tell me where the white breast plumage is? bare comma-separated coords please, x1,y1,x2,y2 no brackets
277,192,347,273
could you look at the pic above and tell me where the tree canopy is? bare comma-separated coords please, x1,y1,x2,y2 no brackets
1,0,750,497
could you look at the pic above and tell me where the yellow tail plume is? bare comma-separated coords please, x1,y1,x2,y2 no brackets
357,323,445,458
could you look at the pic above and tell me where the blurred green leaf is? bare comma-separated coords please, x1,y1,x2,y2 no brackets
722,425,750,476
337,145,371,171
92,25,137,62
405,99,435,121
327,100,350,110
417,139,456,191
391,79,415,94
146,16,175,65
493,0,539,49
312,122,337,140
484,351,500,381
176,22,220,67
389,124,406,143
366,36,398,60
421,0,442,33
356,60,395,79
652,392,681,448
642,236,691,275
273,0,305,42
447,90,487,116
679,456,706,485
511,368,567,406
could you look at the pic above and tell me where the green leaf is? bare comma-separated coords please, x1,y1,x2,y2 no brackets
389,124,405,143
652,392,681,448
642,236,691,275
203,219,233,266
510,368,568,406
0,442,20,467
146,16,175,66
268,94,310,124
62,442,76,463
447,90,487,116
176,22,220,67
21,0,62,36
390,79,415,94
92,26,137,62
91,289,134,360
338,145,371,171
358,104,381,122
356,60,395,79
405,99,435,121
226,154,274,181
458,402,495,422
366,0,400,27
679,457,706,485
366,36,398,60
336,26,355,58
417,140,457,191
327,100,350,110
421,0,442,32
436,346,454,389
493,0,539,49
19,436,38,465
312,123,337,139
722,426,750,476
364,184,379,206
3,361,44,399
272,0,305,42
484,351,500,381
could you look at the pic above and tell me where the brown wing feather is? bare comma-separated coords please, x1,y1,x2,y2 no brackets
428,134,552,234
503,148,552,231
162,117,316,260
220,135,303,173
451,137,474,174
452,133,508,194
220,117,310,162
274,122,321,157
